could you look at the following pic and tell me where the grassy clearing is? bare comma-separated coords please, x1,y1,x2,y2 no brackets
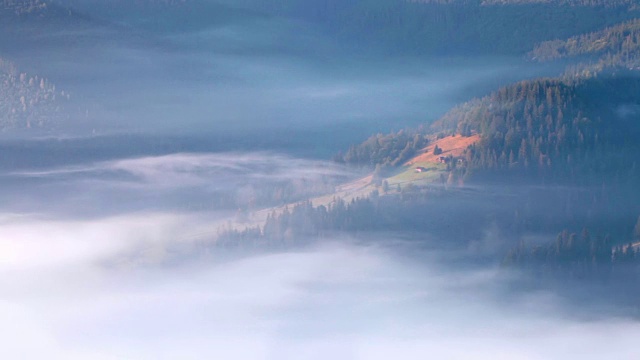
386,161,447,187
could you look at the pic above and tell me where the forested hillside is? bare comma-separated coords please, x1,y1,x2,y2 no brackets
340,72,640,186
531,18,640,76
217,190,490,249
332,129,428,168
430,75,640,183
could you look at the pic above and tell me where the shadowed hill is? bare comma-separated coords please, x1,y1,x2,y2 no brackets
430,74,640,184
531,18,640,77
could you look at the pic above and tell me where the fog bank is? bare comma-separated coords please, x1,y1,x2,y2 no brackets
1,219,638,359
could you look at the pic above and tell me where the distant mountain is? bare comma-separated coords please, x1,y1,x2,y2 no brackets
224,0,640,55
53,0,264,33
531,18,640,78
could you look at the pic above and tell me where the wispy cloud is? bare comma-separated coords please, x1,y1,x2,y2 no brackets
0,151,354,219
10,152,353,188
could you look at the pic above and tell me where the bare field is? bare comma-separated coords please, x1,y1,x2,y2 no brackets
406,134,480,165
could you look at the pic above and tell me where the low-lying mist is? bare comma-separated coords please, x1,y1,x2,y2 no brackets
0,150,355,217
2,214,639,359
0,147,637,359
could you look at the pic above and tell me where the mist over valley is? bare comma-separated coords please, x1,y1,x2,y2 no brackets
2,1,640,359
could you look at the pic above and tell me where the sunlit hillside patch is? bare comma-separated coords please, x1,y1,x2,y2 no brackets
374,134,480,189
405,134,481,166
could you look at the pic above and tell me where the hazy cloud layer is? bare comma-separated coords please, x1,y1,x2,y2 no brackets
0,146,635,359
0,215,638,359
10,152,352,187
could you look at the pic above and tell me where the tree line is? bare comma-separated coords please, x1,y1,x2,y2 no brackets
333,129,428,168
504,220,640,279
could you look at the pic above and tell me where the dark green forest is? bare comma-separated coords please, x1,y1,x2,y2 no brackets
432,75,640,184
532,19,640,62
332,129,428,168
531,18,640,77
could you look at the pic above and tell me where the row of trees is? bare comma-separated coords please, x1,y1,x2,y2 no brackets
504,223,640,279
530,17,640,80
215,187,493,249
217,197,379,249
217,185,640,269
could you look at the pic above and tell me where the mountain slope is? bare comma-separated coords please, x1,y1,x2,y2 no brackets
531,18,640,76
430,74,640,184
